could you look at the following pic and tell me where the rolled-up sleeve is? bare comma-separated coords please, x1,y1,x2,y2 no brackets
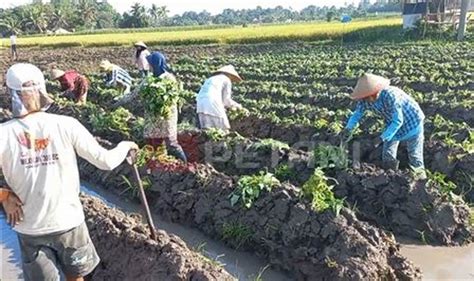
69,119,131,170
346,102,365,131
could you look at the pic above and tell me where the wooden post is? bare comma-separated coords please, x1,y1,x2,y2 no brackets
457,0,471,40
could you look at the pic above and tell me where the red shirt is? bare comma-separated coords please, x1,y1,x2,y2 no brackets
58,70,80,91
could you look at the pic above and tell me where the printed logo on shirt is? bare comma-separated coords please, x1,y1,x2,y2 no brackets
17,131,50,151
17,131,59,168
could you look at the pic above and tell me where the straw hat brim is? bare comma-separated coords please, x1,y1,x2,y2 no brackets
350,74,390,100
134,41,147,48
51,70,65,80
214,71,242,82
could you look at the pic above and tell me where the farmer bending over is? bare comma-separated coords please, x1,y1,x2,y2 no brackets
114,51,187,162
51,69,89,105
0,63,138,281
196,65,246,130
99,60,133,97
342,73,426,179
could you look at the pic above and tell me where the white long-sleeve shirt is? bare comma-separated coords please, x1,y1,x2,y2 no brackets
0,112,132,235
196,74,241,118
135,49,150,71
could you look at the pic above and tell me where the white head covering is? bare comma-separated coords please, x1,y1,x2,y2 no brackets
6,63,53,117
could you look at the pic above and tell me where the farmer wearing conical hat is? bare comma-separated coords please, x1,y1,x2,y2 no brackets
51,69,89,105
342,73,426,178
196,65,247,130
134,41,150,77
99,60,133,97
1,63,138,281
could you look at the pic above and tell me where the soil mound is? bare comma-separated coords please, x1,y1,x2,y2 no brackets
81,194,235,281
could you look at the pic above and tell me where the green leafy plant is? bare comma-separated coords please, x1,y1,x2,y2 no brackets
119,175,151,198
140,75,187,118
312,143,348,170
426,171,462,203
251,138,290,151
89,107,132,137
204,127,228,142
274,163,296,182
221,222,253,249
300,168,344,215
230,172,280,209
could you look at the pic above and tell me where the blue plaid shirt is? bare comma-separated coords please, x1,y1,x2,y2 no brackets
346,86,425,142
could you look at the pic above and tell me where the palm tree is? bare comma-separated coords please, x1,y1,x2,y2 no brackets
148,4,168,26
23,4,48,33
50,7,70,30
130,3,149,27
78,0,97,29
0,16,22,34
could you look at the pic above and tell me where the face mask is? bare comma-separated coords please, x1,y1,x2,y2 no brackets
9,88,28,117
8,86,53,118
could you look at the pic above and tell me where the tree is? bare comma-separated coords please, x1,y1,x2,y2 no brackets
149,4,168,26
0,16,23,34
77,0,97,29
326,11,336,22
22,4,48,33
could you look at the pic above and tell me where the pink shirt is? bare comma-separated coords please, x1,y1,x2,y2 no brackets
136,49,150,71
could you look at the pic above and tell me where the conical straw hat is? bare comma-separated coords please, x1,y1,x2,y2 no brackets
99,60,114,71
214,65,242,82
351,73,390,100
51,69,65,80
134,41,147,48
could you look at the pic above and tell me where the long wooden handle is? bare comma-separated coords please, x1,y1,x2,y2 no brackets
130,161,157,241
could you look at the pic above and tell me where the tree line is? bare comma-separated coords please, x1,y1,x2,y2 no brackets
0,0,401,35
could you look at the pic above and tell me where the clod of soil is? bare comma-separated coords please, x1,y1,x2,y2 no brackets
79,158,422,280
332,164,472,246
81,194,235,281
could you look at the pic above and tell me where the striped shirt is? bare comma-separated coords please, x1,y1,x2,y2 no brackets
346,86,425,142
106,66,132,88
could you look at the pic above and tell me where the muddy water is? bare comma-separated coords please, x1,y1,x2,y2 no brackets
400,240,474,280
0,184,291,281
83,183,291,281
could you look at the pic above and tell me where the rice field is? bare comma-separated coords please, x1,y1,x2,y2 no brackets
4,17,401,48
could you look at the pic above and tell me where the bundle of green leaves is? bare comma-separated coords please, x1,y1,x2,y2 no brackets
140,76,187,119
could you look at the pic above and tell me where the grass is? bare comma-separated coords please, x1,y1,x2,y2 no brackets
2,17,402,48
221,222,253,249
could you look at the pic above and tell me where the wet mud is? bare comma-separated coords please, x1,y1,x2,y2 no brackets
82,194,236,281
78,157,421,280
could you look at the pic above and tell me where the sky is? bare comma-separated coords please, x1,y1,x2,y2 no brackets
0,0,357,15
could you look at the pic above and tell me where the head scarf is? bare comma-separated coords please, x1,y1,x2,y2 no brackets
5,63,53,118
146,52,170,77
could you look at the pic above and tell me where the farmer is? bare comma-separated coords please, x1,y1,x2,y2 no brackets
51,69,89,105
196,65,245,130
134,41,150,77
0,63,138,281
342,73,426,178
114,51,187,162
10,31,18,60
99,60,133,97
